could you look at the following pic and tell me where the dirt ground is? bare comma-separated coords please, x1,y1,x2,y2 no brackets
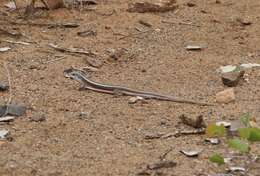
0,0,260,175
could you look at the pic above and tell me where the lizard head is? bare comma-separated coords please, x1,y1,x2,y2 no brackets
64,68,87,83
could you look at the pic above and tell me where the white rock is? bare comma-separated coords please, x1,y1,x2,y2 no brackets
0,129,9,139
180,150,202,157
216,121,231,127
128,96,145,104
218,65,237,73
240,63,260,69
0,47,11,52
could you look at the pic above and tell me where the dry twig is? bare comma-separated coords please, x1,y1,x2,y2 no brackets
49,43,95,56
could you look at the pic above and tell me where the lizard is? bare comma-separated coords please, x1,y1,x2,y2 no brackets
64,68,213,106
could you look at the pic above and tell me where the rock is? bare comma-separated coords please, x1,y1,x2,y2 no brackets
224,157,232,164
236,17,252,26
0,116,16,122
128,0,177,13
84,57,103,68
216,88,235,104
228,166,246,173
240,63,260,69
28,84,39,92
29,113,46,122
128,96,145,104
221,70,244,87
0,129,9,139
218,65,237,73
0,104,27,117
205,138,220,145
179,114,206,128
180,150,201,157
0,47,11,52
186,1,196,7
107,48,127,61
78,112,90,119
185,45,203,50
218,63,260,74
216,121,231,128
0,83,9,91
44,0,64,9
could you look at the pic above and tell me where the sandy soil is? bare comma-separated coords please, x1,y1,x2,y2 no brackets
0,0,260,175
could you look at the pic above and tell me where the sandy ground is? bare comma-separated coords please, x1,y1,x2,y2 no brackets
0,0,260,175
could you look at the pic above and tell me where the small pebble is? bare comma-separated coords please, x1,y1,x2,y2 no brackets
187,1,196,7
78,112,90,119
185,45,203,50
128,96,145,104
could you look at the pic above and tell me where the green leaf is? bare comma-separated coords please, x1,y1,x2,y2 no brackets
206,124,226,137
239,128,260,142
209,153,225,165
228,139,249,153
239,128,251,139
248,130,260,141
240,113,250,127
248,128,260,141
